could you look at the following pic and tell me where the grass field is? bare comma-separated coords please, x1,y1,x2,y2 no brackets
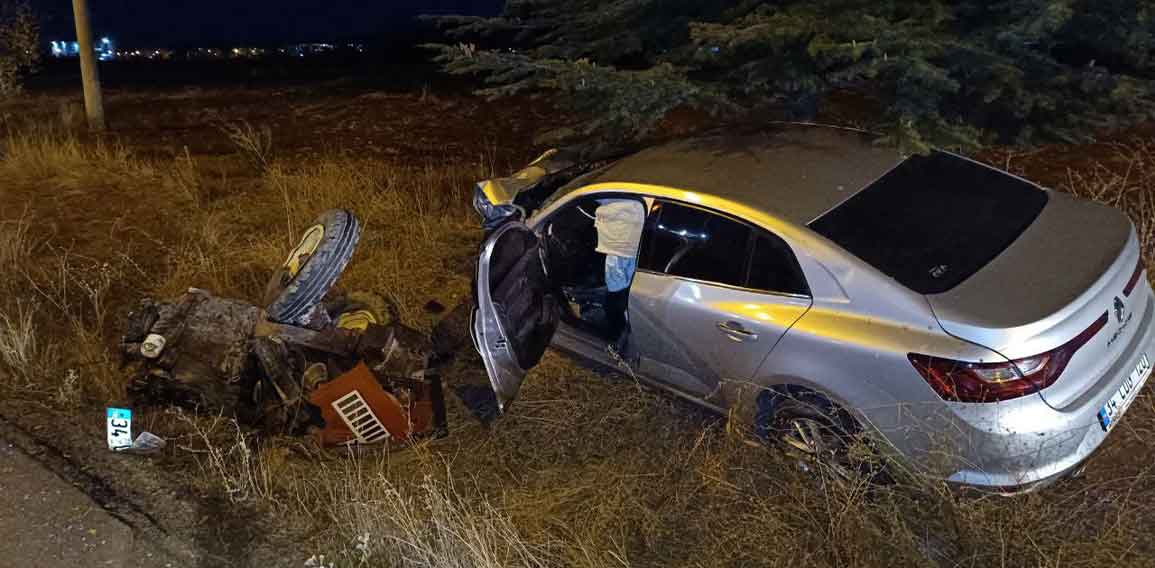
3,79,1155,567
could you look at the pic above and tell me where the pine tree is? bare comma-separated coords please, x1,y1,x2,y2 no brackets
428,0,1155,151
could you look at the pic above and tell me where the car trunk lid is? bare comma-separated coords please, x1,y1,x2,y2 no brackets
927,192,1143,409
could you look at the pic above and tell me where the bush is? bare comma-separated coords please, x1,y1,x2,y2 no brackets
0,0,39,96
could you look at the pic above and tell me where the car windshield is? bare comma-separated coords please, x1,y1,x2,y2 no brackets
535,164,616,215
808,151,1048,295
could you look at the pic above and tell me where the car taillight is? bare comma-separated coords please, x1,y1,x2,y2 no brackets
1123,257,1145,297
909,312,1108,403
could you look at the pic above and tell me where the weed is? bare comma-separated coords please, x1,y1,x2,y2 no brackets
0,300,39,383
57,100,83,131
167,146,203,206
1064,139,1155,266
1,124,151,184
218,119,274,172
17,247,127,401
0,206,32,270
334,467,552,567
54,367,81,407
177,412,276,504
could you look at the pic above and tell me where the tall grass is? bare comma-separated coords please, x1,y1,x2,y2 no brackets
4,120,1155,567
218,119,275,172
0,207,32,268
1,124,153,184
0,300,40,384
333,467,553,568
1063,139,1155,265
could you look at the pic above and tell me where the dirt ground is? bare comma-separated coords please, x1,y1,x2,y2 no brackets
0,419,182,568
3,60,1155,567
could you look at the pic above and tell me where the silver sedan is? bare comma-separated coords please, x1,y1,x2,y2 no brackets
470,124,1154,493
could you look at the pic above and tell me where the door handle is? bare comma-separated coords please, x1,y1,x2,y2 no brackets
716,321,758,342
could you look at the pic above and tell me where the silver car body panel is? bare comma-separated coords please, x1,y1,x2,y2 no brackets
554,126,905,225
473,125,1155,490
927,191,1145,409
627,269,812,400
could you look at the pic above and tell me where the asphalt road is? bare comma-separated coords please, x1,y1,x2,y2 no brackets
0,439,179,568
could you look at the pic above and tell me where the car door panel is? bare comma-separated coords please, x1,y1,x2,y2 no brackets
473,222,559,411
628,270,716,396
630,199,814,403
636,275,811,399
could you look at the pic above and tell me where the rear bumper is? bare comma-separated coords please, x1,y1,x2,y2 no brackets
939,287,1155,491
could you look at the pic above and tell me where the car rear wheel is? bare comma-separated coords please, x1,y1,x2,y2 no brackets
765,391,886,483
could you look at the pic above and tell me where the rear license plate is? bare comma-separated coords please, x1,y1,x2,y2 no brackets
1098,353,1152,431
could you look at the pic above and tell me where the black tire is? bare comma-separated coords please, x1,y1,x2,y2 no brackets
265,209,362,326
764,390,885,482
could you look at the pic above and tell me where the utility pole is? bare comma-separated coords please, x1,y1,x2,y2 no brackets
71,0,105,131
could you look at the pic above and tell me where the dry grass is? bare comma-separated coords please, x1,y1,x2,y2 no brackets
1,124,154,184
218,119,275,172
333,465,555,567
0,206,32,267
176,412,279,504
4,117,1155,567
1063,139,1155,263
0,300,40,383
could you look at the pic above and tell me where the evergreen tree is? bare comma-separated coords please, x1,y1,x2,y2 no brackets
429,0,1155,151
0,0,39,97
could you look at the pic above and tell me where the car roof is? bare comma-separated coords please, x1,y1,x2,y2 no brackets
582,125,905,225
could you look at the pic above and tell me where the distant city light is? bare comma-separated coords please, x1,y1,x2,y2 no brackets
49,40,80,58
96,37,115,61
47,38,116,60
47,39,368,61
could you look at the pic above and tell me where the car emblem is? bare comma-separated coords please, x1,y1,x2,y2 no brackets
1114,297,1126,323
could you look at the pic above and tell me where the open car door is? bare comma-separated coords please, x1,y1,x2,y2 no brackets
472,221,560,412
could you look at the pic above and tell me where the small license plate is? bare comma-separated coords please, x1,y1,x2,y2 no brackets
1098,353,1152,431
106,407,133,450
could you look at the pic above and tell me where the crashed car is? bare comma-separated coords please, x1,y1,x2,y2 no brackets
470,124,1155,492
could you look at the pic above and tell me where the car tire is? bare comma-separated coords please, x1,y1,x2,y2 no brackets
265,209,362,326
764,390,885,483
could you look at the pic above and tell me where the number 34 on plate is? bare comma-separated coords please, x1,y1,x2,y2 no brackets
106,407,133,450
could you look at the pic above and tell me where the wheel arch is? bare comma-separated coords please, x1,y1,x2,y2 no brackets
721,374,867,436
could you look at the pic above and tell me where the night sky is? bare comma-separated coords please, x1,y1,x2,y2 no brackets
37,1,502,48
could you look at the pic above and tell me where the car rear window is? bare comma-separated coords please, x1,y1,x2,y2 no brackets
808,152,1048,294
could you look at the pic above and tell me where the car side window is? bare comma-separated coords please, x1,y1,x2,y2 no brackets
640,201,809,296
747,231,810,296
640,201,751,288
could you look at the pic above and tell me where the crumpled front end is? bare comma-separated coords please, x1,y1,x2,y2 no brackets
473,148,579,229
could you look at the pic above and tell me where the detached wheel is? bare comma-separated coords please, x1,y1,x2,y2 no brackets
765,391,884,483
264,209,362,326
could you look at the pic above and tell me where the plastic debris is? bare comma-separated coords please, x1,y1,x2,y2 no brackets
120,431,167,455
309,362,407,446
140,334,166,358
